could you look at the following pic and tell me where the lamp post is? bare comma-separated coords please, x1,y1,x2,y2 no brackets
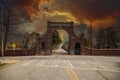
90,20,93,55
1,12,4,56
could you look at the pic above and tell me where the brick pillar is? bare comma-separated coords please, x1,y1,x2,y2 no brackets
69,37,75,55
46,30,52,55
36,37,40,55
81,34,85,55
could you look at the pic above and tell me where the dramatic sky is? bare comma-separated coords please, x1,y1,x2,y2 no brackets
9,0,120,33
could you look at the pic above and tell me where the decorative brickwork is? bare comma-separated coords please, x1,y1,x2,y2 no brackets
36,21,83,55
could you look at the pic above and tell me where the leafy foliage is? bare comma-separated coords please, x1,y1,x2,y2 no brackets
52,31,62,47
96,26,119,49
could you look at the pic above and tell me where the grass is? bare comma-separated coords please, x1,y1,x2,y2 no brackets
0,62,7,67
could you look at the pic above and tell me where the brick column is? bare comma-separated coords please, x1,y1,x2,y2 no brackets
81,34,85,55
46,40,52,55
36,37,40,55
69,37,75,55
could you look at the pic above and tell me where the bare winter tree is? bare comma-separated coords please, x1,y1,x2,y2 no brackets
0,0,22,49
0,0,13,49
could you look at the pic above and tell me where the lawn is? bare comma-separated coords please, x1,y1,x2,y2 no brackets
0,62,7,67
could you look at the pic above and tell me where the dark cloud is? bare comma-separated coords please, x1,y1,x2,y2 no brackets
0,0,13,11
14,0,50,20
1,0,120,21
52,0,120,21
2,0,119,21
1,0,120,32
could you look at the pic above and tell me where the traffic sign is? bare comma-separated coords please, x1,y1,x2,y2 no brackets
12,43,16,49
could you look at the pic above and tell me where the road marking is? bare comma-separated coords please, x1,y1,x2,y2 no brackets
21,60,35,66
66,61,74,68
16,59,120,73
51,60,59,67
98,60,120,62
88,56,108,70
55,65,58,67
51,60,57,67
55,60,59,67
39,60,47,66
36,60,44,66
67,68,79,80
40,60,46,66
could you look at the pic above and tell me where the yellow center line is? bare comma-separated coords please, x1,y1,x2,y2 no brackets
67,68,79,80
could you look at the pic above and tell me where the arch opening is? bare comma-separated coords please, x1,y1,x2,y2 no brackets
74,42,81,55
40,42,46,55
52,29,69,55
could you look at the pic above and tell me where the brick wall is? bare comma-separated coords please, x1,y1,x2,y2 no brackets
84,48,120,56
1,47,120,56
0,46,36,56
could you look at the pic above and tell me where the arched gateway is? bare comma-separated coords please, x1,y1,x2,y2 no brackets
36,21,85,55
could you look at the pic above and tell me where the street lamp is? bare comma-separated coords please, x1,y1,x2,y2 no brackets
1,12,5,56
90,20,93,55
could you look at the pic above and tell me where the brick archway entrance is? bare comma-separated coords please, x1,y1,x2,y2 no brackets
36,21,85,55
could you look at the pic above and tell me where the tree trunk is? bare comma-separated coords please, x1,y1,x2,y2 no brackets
4,10,11,49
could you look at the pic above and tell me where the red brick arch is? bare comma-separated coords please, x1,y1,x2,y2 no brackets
36,21,85,55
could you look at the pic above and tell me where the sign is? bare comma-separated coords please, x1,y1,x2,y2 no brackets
12,43,16,50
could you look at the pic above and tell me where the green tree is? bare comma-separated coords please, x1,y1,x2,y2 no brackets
106,27,119,48
96,27,106,48
96,26,119,49
30,32,40,37
29,32,40,47
52,31,62,47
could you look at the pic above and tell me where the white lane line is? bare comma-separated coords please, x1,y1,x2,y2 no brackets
21,60,35,66
87,61,98,70
30,64,120,73
98,60,120,62
20,64,120,73
55,65,58,67
88,56,109,70
36,60,44,66
55,60,59,67
91,57,120,62
51,60,57,67
73,67,120,73
40,60,48,66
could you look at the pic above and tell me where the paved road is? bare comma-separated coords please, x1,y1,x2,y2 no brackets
0,56,120,80
53,48,68,55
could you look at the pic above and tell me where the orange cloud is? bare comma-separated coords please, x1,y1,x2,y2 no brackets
51,0,120,28
15,0,51,20
44,10,78,23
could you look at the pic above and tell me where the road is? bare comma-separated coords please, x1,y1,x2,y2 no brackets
53,48,68,55
0,56,120,80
